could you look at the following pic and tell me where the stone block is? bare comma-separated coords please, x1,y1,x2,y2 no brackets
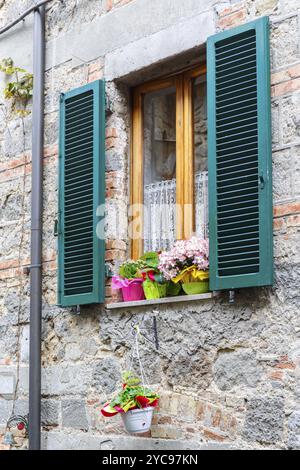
92,358,121,394
0,373,15,397
20,325,29,363
270,17,299,69
61,399,89,431
105,11,215,80
41,399,59,427
287,411,300,449
243,397,284,444
280,93,300,145
272,150,293,202
42,365,92,396
45,430,224,450
46,0,215,70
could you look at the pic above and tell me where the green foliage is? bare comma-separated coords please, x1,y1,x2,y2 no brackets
119,259,146,279
0,58,33,116
139,251,165,284
139,251,159,268
110,370,159,410
122,371,141,387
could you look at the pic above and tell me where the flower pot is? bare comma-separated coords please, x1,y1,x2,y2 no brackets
166,282,181,297
143,279,167,300
121,279,145,301
182,280,209,295
121,407,154,434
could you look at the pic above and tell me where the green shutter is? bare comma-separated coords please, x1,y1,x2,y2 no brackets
58,80,105,306
207,17,273,291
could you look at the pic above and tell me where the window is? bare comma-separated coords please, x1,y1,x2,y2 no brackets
131,65,208,259
57,18,273,308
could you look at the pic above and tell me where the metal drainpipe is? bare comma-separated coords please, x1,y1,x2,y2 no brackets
29,4,45,450
0,0,53,451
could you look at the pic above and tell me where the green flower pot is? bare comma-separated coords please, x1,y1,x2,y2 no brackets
143,280,167,300
182,281,209,295
166,282,181,297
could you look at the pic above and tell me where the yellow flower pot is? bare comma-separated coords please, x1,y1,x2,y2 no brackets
182,280,209,295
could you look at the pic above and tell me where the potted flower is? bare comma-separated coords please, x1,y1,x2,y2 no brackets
112,259,146,301
101,371,159,434
158,237,209,295
139,252,168,300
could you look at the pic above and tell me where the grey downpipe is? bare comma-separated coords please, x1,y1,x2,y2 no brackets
29,4,45,451
0,0,51,35
0,0,53,451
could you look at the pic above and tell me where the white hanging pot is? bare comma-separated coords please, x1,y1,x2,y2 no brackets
121,407,154,434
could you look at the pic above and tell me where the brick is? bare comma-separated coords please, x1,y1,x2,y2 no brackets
275,360,296,370
272,77,300,97
105,239,126,250
274,202,300,217
288,64,300,79
88,70,103,82
286,215,300,227
269,370,283,381
217,8,246,30
105,249,125,261
106,172,120,189
271,64,300,86
196,401,205,421
106,137,117,150
157,415,172,425
212,409,222,428
203,428,226,442
151,425,182,440
218,2,245,18
88,60,103,75
271,70,289,86
106,128,118,138
106,189,123,198
273,218,285,231
106,0,113,11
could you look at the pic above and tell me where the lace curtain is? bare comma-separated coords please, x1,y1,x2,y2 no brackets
144,171,208,252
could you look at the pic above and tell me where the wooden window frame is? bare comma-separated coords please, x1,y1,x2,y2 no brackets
131,65,206,259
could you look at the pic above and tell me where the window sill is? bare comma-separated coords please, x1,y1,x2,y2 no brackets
106,292,219,310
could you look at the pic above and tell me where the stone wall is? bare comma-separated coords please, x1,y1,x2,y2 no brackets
0,0,299,450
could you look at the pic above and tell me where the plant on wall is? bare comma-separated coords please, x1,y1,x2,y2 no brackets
0,57,33,116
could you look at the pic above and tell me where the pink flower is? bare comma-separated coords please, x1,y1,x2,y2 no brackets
158,237,209,279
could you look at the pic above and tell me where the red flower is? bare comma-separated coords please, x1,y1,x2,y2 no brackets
17,422,25,431
136,396,150,408
150,399,159,408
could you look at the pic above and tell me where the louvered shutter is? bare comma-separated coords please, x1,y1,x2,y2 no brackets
207,17,273,291
58,80,105,306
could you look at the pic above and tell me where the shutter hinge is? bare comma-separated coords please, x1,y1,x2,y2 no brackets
54,219,60,237
259,173,265,190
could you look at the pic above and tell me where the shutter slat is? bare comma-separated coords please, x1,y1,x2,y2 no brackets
58,80,105,306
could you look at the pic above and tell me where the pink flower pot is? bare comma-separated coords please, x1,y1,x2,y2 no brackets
121,279,145,301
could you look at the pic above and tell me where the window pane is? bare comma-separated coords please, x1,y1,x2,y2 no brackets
193,75,208,238
143,87,176,252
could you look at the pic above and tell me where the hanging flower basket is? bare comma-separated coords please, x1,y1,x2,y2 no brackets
101,371,159,435
121,407,154,434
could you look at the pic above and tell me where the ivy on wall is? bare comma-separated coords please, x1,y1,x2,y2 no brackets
0,57,33,116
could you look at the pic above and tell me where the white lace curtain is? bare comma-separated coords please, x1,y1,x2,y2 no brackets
144,171,208,252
